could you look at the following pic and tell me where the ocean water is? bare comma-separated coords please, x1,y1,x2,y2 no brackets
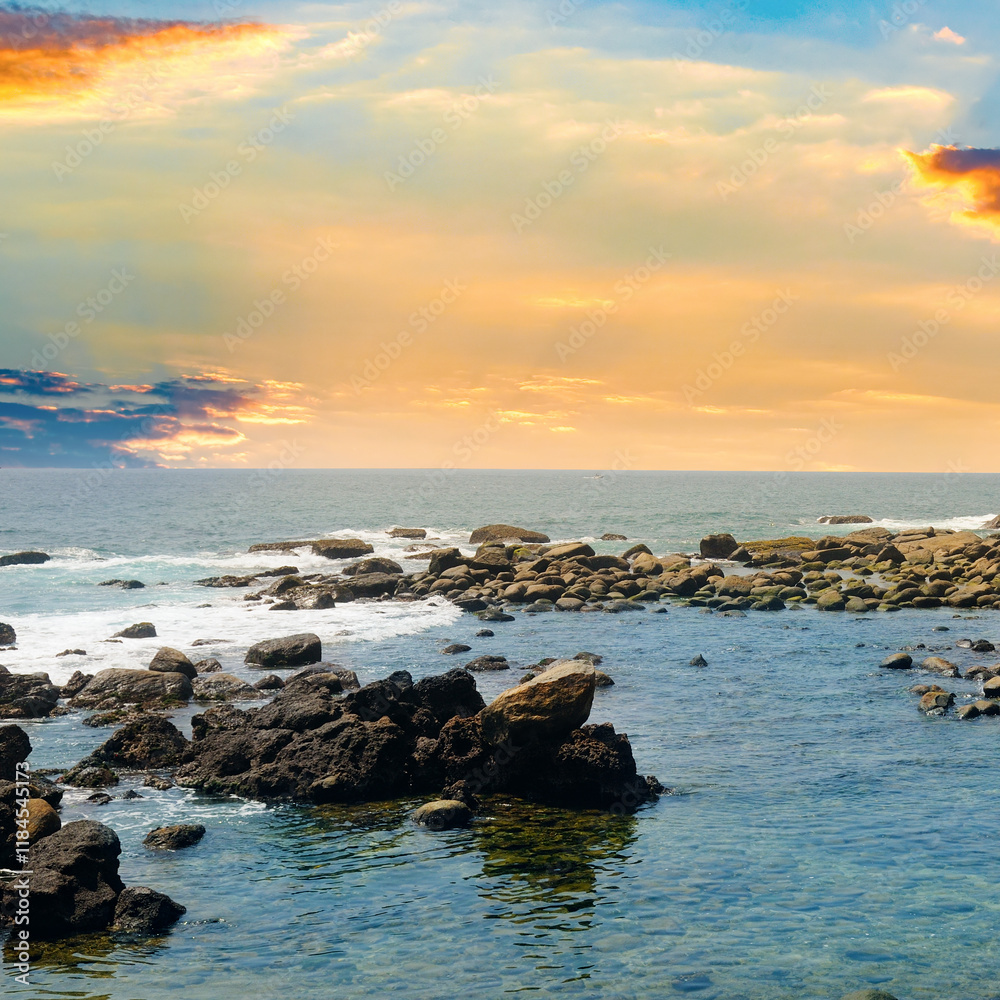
3,470,1000,999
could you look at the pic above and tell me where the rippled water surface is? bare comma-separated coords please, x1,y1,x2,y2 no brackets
3,471,1000,997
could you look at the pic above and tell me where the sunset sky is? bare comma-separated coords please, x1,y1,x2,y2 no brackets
2,0,1000,471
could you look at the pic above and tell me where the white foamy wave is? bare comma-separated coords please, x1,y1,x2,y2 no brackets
808,515,996,534
0,596,462,685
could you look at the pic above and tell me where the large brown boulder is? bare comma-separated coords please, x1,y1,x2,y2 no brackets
343,557,403,576
149,647,197,680
469,524,550,544
70,669,192,709
245,633,322,669
480,662,596,747
699,533,738,559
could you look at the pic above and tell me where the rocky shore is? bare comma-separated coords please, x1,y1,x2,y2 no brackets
191,523,1000,617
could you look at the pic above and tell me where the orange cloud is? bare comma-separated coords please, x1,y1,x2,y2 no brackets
903,145,1000,239
0,9,285,117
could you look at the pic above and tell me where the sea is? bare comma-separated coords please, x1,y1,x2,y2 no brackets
2,469,1000,1000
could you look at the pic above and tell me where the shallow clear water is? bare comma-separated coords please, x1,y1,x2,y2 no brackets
3,471,1000,998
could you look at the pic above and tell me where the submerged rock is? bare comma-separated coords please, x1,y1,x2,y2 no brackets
0,551,50,567
112,886,186,934
143,823,206,850
412,799,473,830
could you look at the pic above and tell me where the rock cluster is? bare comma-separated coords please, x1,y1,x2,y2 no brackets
176,663,659,813
0,724,184,940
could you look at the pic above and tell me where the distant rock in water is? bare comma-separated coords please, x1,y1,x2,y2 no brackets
601,533,628,541
389,527,426,539
245,633,322,669
817,515,873,524
113,622,157,639
0,622,14,645
0,551,50,567
99,579,145,589
469,524,550,544
983,514,1000,529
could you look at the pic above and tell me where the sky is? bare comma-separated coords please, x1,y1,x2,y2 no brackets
1,0,999,472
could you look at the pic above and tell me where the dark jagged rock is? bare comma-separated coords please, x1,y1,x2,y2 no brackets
112,886,186,934
194,658,223,673
61,763,119,788
0,820,124,940
442,643,472,655
254,674,285,691
0,551,50,567
0,671,60,718
0,725,31,781
245,633,321,669
113,622,157,639
0,622,15,645
347,572,401,598
88,716,189,769
465,655,509,672
70,669,193,709
192,673,259,701
99,579,145,589
178,665,655,814
143,823,206,850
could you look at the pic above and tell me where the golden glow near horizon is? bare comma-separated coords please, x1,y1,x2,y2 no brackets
2,4,1000,470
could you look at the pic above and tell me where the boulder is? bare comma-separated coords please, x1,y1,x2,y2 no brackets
149,647,197,680
631,552,664,576
194,658,223,673
982,676,1000,699
388,527,426,539
143,823,206,850
412,799,473,830
0,671,60,718
0,724,31,780
465,655,510,672
428,548,465,574
343,557,403,576
469,525,550,544
112,886,186,934
880,653,913,670
1,820,124,940
245,633,322,669
192,673,260,702
113,622,157,639
60,671,94,698
346,572,401,598
699,533,738,559
921,656,961,678
0,551,50,567
99,579,145,589
480,661,595,747
543,542,595,559
689,654,708,667
817,515,873,524
87,716,189,770
70,670,193,709
25,798,61,843
311,538,374,560
919,690,954,713
0,622,14,645
253,674,285,691
442,644,472,655
601,533,628,541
